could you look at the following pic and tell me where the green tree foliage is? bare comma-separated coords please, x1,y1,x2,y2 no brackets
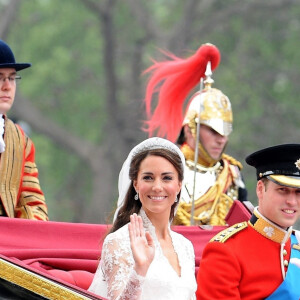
0,0,299,228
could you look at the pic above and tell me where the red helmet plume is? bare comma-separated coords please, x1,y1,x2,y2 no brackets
143,43,221,142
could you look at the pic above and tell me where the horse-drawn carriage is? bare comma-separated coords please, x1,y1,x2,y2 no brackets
0,200,252,299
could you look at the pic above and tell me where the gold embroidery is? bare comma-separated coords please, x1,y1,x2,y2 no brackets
292,244,300,251
0,258,90,299
174,159,233,225
0,119,24,217
249,210,291,244
210,221,248,243
24,161,38,174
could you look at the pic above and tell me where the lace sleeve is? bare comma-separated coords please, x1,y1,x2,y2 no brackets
102,232,146,300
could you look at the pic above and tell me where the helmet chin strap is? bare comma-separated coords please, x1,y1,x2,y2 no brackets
196,141,218,167
196,139,227,167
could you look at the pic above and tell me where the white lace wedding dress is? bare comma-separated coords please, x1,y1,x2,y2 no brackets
88,209,197,300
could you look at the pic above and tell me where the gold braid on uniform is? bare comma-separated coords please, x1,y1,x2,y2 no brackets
222,153,243,170
174,144,239,226
210,221,248,242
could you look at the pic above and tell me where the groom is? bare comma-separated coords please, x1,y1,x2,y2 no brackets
196,143,300,299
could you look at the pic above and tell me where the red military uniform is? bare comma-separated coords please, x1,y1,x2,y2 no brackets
196,207,293,299
0,117,48,220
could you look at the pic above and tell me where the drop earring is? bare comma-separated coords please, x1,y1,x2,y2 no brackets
134,193,139,201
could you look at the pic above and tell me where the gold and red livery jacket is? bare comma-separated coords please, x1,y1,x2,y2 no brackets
0,117,48,220
196,207,293,300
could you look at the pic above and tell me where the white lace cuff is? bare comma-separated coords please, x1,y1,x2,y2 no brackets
131,268,146,283
114,268,145,300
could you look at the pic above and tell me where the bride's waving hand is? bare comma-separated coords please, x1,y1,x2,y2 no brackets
128,214,155,277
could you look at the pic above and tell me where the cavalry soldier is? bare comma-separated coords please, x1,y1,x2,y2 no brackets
197,144,300,299
143,43,247,225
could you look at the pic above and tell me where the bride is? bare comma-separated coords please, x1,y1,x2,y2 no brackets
88,137,196,300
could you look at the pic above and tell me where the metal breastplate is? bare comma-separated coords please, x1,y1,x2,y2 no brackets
181,161,219,204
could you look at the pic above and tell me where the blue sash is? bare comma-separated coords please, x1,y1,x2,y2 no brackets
266,234,300,300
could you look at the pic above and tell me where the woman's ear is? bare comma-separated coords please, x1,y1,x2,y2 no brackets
133,180,138,191
177,181,182,194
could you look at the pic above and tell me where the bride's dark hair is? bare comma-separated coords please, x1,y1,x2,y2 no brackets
110,148,183,233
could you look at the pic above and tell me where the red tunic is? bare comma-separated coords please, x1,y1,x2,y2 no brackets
196,208,292,300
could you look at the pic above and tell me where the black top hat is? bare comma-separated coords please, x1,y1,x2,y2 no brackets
0,40,31,71
246,144,300,188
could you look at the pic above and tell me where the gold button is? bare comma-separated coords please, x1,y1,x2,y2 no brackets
283,249,287,256
284,260,289,267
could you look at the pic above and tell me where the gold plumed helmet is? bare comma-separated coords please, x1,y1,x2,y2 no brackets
183,62,233,137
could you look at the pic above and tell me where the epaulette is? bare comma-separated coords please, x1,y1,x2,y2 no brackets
222,153,243,170
210,221,248,243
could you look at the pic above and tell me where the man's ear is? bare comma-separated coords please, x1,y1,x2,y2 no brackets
256,180,264,203
183,124,192,137
183,124,195,148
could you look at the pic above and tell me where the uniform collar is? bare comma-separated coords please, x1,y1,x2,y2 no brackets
249,207,292,244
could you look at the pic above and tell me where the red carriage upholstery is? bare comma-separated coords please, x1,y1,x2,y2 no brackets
0,200,251,293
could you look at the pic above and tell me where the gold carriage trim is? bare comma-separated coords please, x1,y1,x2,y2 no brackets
0,258,91,299
210,221,248,243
